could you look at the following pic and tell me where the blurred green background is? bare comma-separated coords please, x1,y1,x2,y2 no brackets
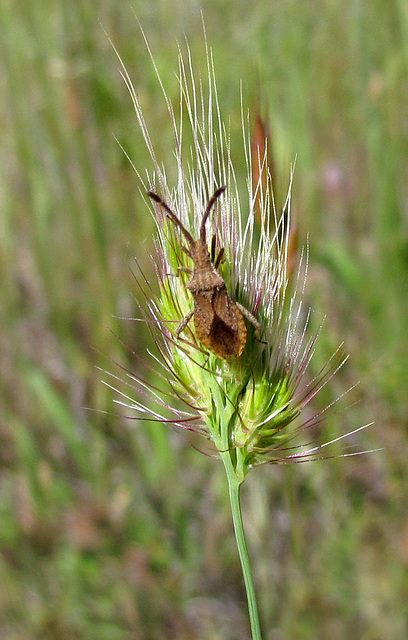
1,1,407,638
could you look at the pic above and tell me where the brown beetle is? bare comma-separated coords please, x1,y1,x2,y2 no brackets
147,187,260,358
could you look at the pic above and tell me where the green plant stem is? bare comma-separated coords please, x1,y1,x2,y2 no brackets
221,453,263,640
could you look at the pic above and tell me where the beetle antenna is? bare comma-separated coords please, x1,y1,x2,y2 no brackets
147,192,195,247
200,186,226,243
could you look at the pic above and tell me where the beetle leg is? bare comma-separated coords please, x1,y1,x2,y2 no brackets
210,234,217,262
236,302,266,343
214,247,225,270
165,266,193,277
181,244,193,259
175,309,195,337
210,234,225,269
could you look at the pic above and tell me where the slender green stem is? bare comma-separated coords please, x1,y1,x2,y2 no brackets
221,453,263,640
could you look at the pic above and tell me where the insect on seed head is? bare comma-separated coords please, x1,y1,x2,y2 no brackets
147,187,259,359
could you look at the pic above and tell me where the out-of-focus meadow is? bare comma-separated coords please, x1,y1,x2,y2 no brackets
1,1,407,638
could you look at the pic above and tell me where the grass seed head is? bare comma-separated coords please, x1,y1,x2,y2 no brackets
107,33,372,477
